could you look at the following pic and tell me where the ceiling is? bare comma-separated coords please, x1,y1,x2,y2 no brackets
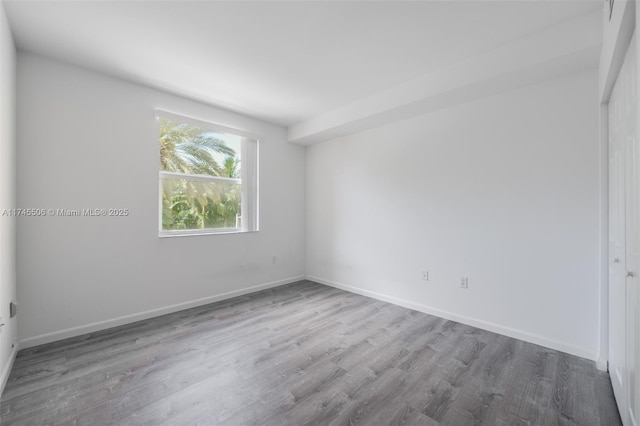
4,0,602,129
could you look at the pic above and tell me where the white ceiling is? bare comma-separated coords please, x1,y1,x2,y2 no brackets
4,0,601,128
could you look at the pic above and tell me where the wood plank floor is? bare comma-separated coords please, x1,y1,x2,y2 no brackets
1,280,621,425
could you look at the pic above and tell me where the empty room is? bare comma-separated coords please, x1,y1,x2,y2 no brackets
0,0,638,424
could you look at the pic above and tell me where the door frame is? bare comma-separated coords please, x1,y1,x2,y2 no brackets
599,0,637,371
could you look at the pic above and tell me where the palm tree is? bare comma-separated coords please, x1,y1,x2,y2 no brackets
159,118,235,176
223,156,240,178
159,118,241,230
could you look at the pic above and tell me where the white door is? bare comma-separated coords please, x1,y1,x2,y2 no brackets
609,32,637,426
624,31,638,425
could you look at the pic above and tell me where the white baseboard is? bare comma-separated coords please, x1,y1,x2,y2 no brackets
18,274,597,362
595,332,609,371
20,276,306,349
596,357,608,371
308,275,596,361
1,344,18,396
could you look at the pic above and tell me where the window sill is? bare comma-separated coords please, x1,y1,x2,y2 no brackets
159,229,258,238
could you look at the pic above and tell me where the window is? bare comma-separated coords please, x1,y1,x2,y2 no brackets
157,111,258,236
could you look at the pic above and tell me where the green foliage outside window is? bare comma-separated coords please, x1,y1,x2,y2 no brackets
159,118,242,231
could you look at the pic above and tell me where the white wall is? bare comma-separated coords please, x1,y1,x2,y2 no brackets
306,70,601,360
16,53,306,347
0,0,17,392
599,0,635,100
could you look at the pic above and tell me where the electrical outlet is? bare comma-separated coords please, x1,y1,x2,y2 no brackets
422,270,429,281
460,277,469,289
272,256,277,264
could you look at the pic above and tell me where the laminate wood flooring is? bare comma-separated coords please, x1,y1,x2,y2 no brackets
1,280,621,425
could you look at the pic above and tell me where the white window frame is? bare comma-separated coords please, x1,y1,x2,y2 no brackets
156,110,259,237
